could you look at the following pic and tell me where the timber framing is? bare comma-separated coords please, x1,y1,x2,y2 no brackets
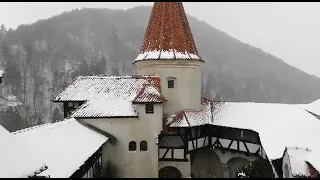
158,124,264,162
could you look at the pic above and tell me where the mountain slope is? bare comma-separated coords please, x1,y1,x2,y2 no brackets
0,6,320,129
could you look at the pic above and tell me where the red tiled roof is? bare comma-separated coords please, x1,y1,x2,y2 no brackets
166,98,214,128
132,84,167,103
134,2,202,62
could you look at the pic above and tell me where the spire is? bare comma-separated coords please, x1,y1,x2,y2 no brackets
134,2,203,62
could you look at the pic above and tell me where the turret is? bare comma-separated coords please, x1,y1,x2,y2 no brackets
133,2,204,116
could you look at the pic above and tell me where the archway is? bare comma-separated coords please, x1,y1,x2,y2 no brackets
191,148,223,178
159,166,182,178
227,157,250,178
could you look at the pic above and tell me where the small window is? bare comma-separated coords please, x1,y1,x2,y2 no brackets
68,102,73,108
168,79,175,88
74,102,79,108
240,130,244,138
129,141,136,151
140,141,148,151
145,103,154,114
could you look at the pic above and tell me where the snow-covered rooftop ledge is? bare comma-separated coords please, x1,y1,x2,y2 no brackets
0,125,47,178
133,49,204,62
304,99,320,118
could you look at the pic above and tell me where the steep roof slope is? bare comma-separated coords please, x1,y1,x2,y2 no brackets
134,2,202,61
0,126,47,178
13,118,108,178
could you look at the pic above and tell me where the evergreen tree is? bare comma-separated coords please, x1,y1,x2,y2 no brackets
236,158,274,178
5,54,21,94
1,107,26,132
0,24,6,32
92,55,107,75
52,107,63,122
111,67,119,76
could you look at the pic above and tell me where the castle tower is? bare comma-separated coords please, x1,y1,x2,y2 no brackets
133,2,204,116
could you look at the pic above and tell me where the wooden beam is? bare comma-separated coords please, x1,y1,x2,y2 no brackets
171,148,174,158
159,158,188,162
227,140,234,149
162,148,170,159
202,136,207,147
243,142,250,153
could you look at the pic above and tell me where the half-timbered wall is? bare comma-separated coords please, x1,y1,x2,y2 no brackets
158,124,264,178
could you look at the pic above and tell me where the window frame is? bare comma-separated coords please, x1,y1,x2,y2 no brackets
145,103,154,114
129,141,137,151
140,141,148,151
167,77,176,89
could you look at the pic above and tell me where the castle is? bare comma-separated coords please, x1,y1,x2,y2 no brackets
1,2,320,178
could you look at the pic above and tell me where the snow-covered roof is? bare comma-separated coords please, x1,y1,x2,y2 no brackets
132,84,167,103
167,99,320,164
304,99,320,117
54,75,165,118
53,75,162,102
13,118,108,178
167,99,214,127
71,99,138,118
285,147,314,177
0,125,47,178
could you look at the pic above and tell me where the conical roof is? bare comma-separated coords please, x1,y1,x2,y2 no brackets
134,2,203,62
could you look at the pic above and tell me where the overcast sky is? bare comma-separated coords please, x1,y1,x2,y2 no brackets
0,2,320,77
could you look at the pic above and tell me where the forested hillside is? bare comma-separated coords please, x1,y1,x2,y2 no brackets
1,6,319,131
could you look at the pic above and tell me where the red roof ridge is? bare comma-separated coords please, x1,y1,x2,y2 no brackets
132,84,167,103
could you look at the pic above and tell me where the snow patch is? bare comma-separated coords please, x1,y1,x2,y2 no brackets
72,99,138,118
167,100,320,170
304,99,320,117
287,147,311,177
0,126,47,178
134,49,201,61
13,118,108,178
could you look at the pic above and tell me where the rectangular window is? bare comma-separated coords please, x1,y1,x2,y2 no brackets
168,80,174,88
145,103,154,114
68,102,73,108
74,102,79,108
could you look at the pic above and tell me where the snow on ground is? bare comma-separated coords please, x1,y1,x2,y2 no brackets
0,125,47,178
13,118,108,178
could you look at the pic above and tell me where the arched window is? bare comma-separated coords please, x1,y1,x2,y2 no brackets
140,141,148,151
129,141,136,151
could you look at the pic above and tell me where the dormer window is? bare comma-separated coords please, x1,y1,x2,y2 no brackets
167,77,176,88
145,103,154,114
